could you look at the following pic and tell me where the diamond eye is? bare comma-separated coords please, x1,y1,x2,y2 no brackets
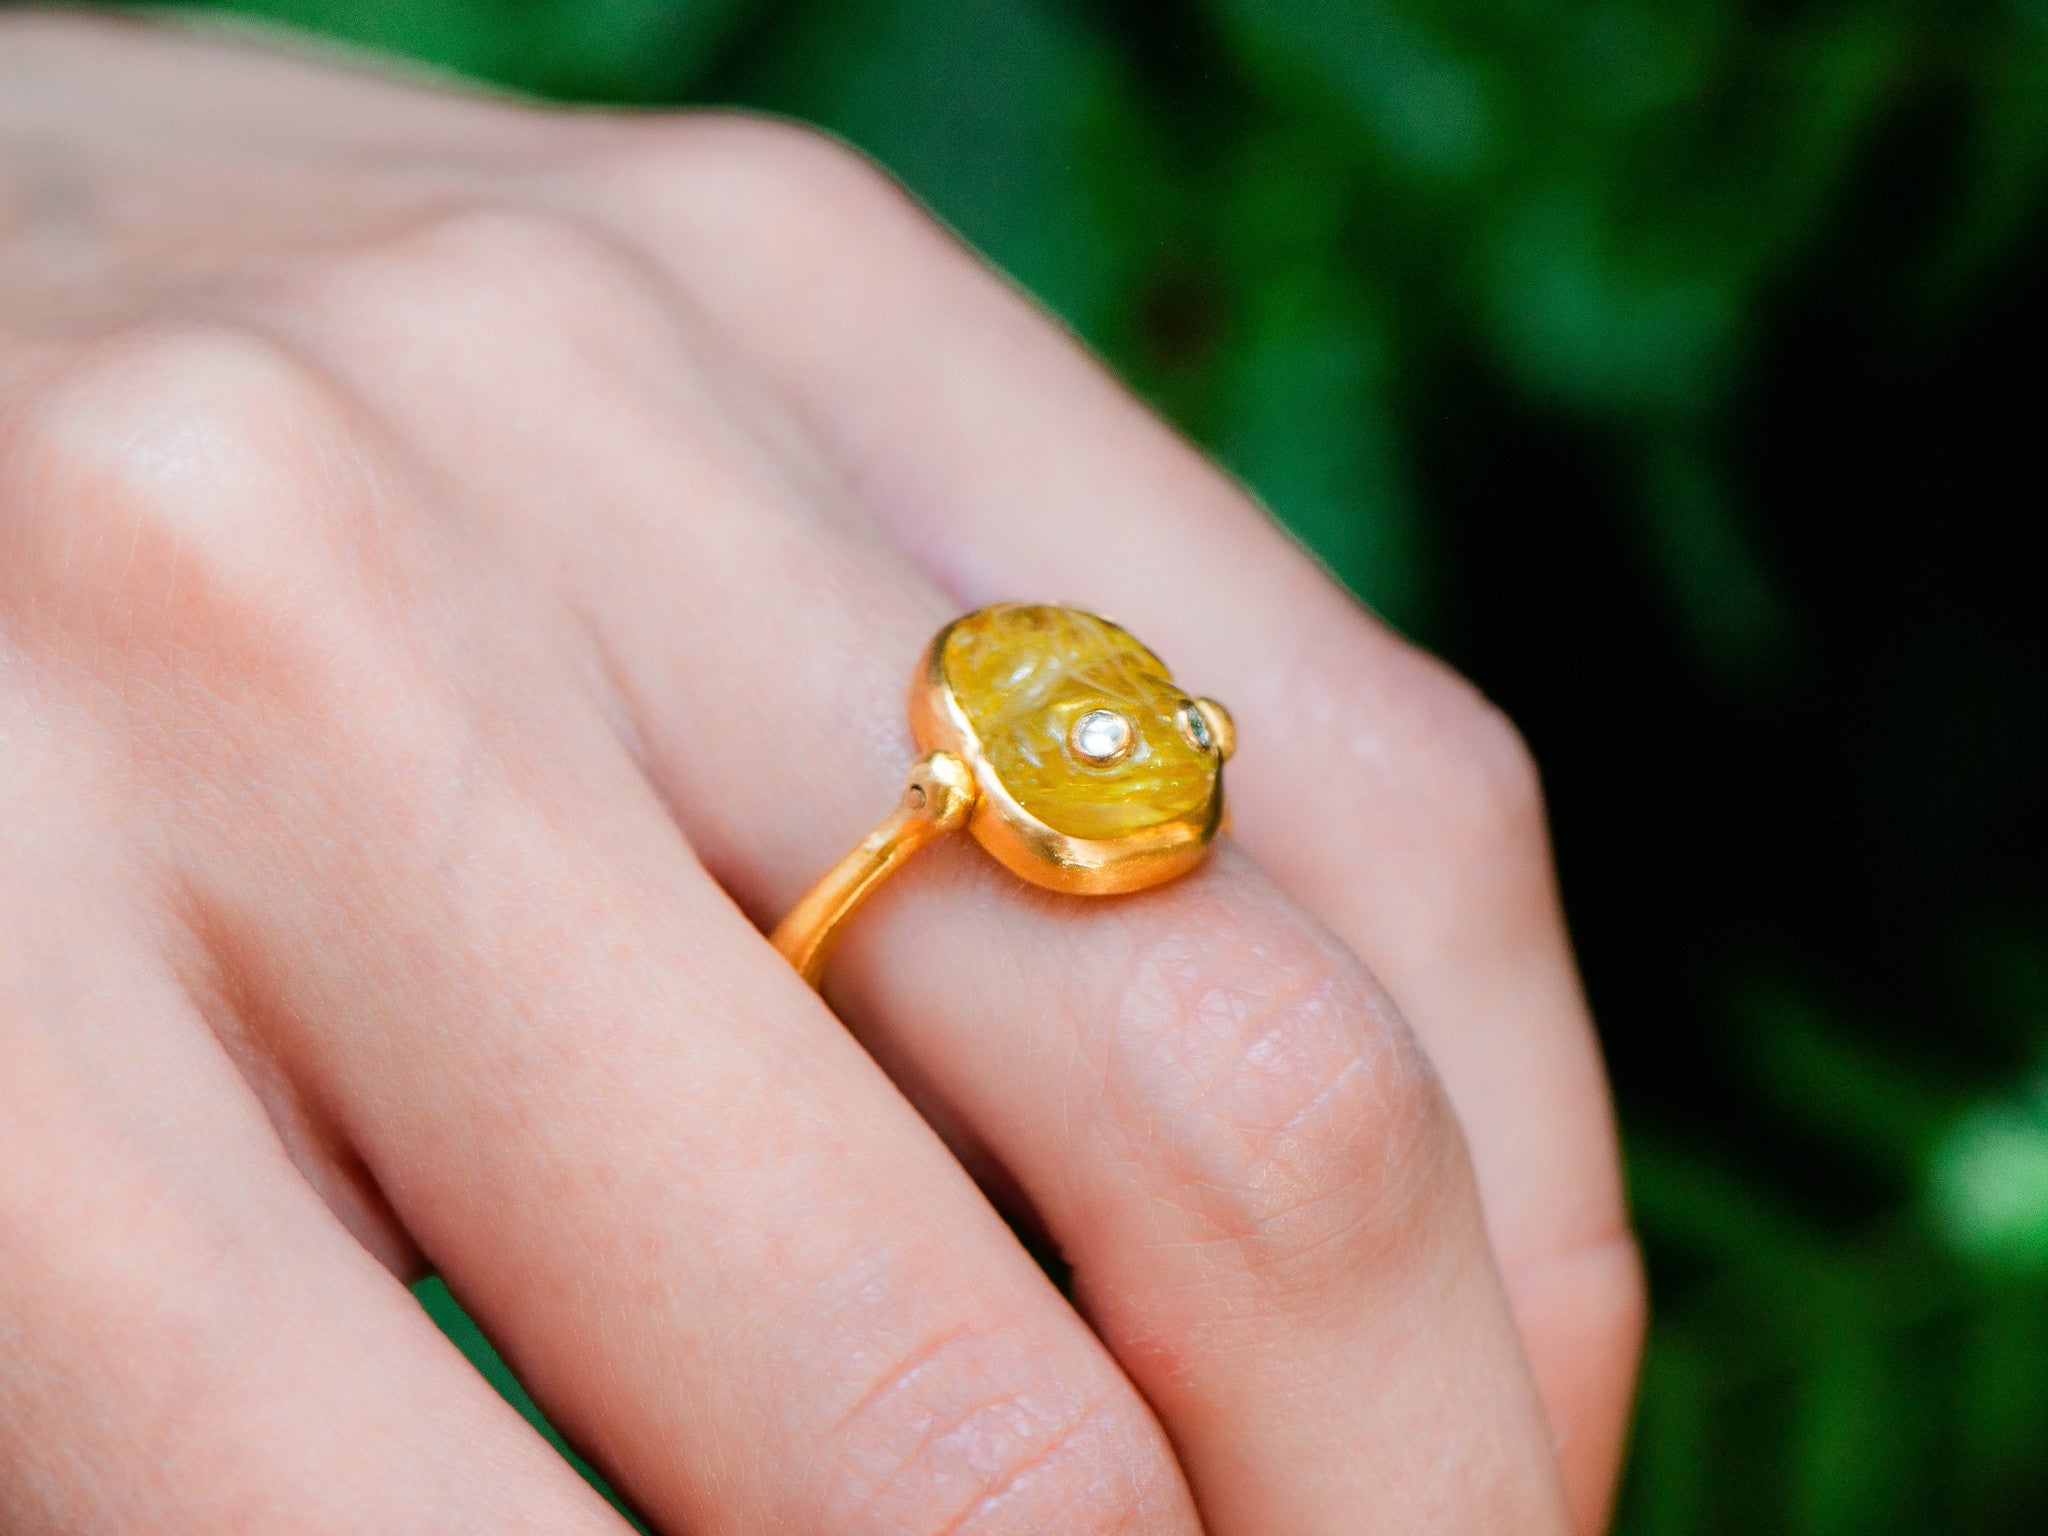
1178,697,1235,758
1069,708,1134,765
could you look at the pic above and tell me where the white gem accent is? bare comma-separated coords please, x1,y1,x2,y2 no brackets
1070,708,1133,763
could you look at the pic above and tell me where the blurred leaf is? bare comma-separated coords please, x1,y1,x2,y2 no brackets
748,0,1130,338
1956,1285,2048,1518
1793,1320,1925,1536
1561,1,1716,123
1954,924,2048,1054
1740,984,1956,1176
1484,187,1736,413
1208,0,1494,181
145,0,756,98
1931,1085,2048,1272
1215,275,1429,629
1923,34,2048,308
1628,1133,1824,1270
1632,433,1798,685
1744,10,1908,267
1619,1336,1713,1536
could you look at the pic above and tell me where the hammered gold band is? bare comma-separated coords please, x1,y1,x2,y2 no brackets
771,603,1235,990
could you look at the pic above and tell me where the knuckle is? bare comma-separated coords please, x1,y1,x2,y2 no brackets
1430,675,1547,853
1511,1224,1649,1360
586,109,916,242
288,202,688,434
816,1317,1180,1536
1095,890,1452,1297
305,203,669,371
1324,639,1549,863
1585,1228,1649,1346
0,323,461,782
391,203,640,312
694,110,900,202
0,324,350,643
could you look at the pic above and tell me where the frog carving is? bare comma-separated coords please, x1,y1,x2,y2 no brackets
910,603,1232,894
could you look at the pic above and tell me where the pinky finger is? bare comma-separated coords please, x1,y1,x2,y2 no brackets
0,939,624,1535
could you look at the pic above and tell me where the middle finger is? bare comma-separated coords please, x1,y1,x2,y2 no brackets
24,312,1198,1536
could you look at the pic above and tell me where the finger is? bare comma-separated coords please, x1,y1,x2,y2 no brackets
575,120,1642,1528
584,404,1571,1531
21,317,1202,1536
317,195,1586,1529
0,821,625,1532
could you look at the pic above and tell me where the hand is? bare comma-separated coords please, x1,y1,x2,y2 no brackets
0,16,1642,1534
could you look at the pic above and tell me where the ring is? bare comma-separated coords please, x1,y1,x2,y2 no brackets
772,602,1236,988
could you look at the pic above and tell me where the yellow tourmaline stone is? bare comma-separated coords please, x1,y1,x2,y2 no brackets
940,604,1218,840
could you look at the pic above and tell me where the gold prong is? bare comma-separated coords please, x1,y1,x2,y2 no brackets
770,751,975,988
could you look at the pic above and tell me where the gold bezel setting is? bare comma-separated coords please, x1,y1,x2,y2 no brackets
907,606,1225,897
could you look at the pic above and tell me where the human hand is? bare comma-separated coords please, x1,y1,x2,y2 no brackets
0,15,1641,1533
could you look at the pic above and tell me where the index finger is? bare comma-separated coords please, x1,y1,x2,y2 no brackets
569,117,1643,1532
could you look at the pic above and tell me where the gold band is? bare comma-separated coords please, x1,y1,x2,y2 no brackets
771,603,1234,991
771,752,976,987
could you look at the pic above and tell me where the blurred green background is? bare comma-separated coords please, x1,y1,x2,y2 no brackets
131,0,2048,1529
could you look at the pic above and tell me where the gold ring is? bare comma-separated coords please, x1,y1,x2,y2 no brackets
772,602,1236,988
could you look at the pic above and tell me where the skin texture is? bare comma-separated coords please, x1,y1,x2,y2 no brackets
0,14,1644,1535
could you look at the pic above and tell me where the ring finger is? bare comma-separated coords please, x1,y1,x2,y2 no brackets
571,118,1640,1528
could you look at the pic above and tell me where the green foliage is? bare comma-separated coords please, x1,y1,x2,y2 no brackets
127,0,2048,1528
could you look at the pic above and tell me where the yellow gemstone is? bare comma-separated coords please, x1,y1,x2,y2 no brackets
940,604,1218,840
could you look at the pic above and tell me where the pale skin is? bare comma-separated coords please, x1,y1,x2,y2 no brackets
0,14,1644,1535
